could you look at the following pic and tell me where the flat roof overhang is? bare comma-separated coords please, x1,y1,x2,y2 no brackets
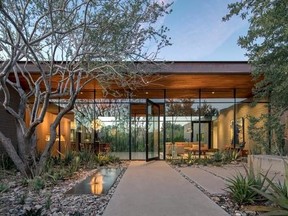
9,61,254,99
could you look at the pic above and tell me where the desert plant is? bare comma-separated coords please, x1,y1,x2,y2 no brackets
212,151,223,163
44,194,52,210
222,149,239,163
194,157,213,166
186,152,194,165
79,149,95,164
18,193,27,205
29,176,45,191
107,155,121,164
252,159,288,215
170,159,183,166
97,154,111,166
226,164,270,204
63,151,75,166
0,183,9,193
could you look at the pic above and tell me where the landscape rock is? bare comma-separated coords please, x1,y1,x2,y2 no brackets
0,162,128,215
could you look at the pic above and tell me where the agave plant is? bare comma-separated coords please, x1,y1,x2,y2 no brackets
226,162,270,205
252,159,288,216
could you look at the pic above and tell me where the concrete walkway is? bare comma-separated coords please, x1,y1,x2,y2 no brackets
103,161,229,216
180,164,245,195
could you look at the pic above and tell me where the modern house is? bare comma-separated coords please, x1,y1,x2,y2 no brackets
0,61,268,161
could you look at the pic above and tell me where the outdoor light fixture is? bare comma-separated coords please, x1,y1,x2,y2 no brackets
91,119,103,131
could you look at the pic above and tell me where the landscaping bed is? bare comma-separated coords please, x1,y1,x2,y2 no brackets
169,156,287,216
0,153,128,215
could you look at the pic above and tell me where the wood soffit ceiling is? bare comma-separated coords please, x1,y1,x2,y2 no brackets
13,61,254,99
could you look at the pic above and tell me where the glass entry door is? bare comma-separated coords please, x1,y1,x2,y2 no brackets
146,99,160,161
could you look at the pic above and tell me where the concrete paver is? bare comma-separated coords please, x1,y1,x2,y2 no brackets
180,167,227,195
201,165,245,180
202,164,284,184
103,161,229,216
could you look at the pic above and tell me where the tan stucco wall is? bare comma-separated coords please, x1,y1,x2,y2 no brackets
26,110,71,156
216,102,267,151
212,120,218,149
37,112,71,156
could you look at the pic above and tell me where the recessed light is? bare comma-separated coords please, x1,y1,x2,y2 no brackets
145,92,148,95
212,92,215,94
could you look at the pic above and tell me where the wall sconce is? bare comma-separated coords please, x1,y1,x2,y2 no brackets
45,134,65,142
45,134,50,142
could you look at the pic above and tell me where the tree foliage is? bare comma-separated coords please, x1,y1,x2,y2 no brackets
224,0,288,154
0,0,172,176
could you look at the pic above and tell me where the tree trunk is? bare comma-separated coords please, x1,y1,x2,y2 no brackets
35,128,58,175
0,131,30,177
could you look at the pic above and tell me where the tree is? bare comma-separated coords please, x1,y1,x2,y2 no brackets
0,0,172,177
223,0,288,154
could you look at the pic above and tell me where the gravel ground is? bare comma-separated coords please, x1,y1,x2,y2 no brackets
0,162,129,216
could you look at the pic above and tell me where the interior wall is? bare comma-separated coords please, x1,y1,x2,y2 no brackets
26,111,71,156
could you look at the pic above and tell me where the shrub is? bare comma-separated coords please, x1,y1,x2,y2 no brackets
226,164,269,204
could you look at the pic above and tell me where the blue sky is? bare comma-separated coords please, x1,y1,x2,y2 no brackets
155,0,249,61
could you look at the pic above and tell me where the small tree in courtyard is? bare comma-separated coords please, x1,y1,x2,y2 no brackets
0,0,172,177
224,0,288,154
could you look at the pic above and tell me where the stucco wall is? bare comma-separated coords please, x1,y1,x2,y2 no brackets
25,109,71,157
217,102,267,151
35,112,71,156
212,120,218,149
0,86,19,156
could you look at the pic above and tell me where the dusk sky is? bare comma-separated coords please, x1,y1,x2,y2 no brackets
155,0,249,61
